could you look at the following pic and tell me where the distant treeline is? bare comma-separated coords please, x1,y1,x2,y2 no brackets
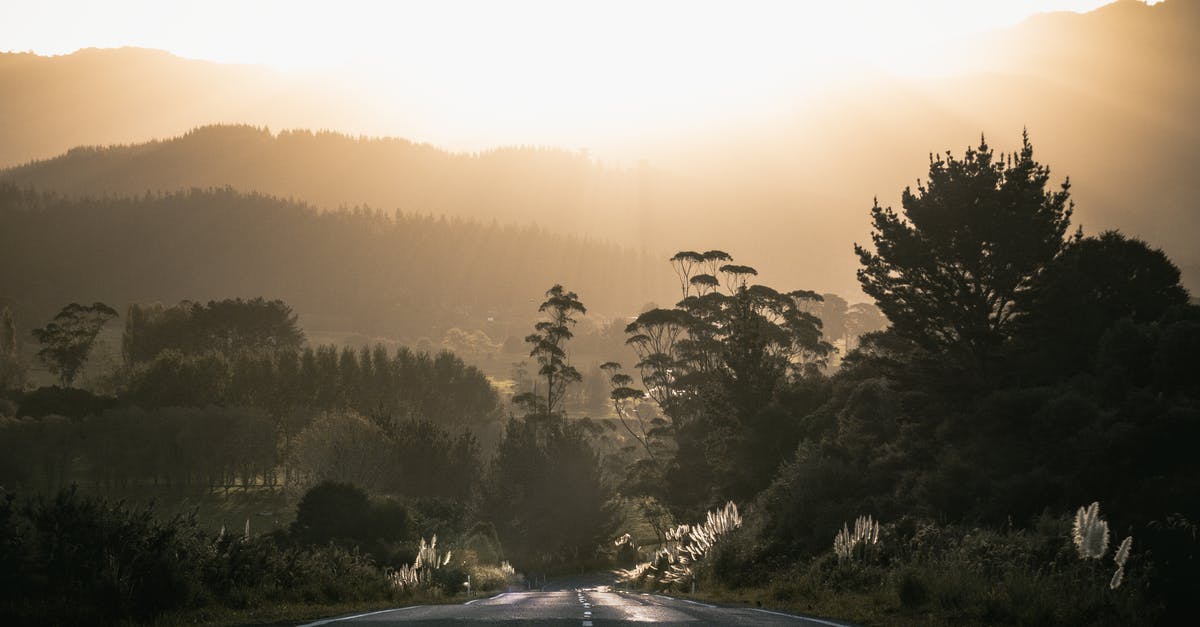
123,344,500,428
123,298,304,363
0,124,655,242
0,407,481,499
2,296,500,496
0,183,669,338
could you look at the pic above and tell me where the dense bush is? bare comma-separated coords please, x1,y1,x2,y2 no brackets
0,487,400,625
290,481,415,558
0,487,205,624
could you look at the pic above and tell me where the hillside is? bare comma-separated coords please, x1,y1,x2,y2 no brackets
2,1,1198,297
0,47,371,169
0,124,659,242
0,184,670,342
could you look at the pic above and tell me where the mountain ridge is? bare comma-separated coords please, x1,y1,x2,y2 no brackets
2,0,1197,298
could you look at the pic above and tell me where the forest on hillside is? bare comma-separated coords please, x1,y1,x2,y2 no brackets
0,125,660,240
0,183,671,342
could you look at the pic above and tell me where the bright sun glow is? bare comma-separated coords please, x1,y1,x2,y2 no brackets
2,0,1130,151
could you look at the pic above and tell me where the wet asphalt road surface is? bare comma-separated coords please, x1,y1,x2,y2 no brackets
297,580,850,626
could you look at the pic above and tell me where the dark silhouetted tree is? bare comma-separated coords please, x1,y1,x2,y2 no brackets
516,285,586,416
619,250,832,514
855,133,1072,369
1019,230,1190,379
122,298,303,364
291,481,372,546
31,302,118,386
480,414,616,570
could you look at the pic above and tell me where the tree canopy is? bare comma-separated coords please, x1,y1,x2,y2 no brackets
855,133,1072,368
31,302,118,387
1019,230,1190,379
122,298,304,364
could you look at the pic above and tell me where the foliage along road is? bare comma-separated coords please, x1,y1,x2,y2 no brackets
297,581,851,626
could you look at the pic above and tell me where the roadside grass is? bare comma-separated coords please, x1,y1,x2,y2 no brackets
625,512,1161,627
677,549,1154,626
141,592,479,627
671,586,902,627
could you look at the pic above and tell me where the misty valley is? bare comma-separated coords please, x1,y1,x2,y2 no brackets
2,1,1199,626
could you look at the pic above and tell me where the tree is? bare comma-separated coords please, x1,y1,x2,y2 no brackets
481,285,616,569
291,481,373,546
623,252,830,431
1019,230,1190,379
854,133,1072,369
844,302,888,351
615,250,832,514
812,293,849,350
122,298,304,364
0,305,25,391
292,411,396,493
480,414,617,570
390,419,481,500
125,350,231,407
31,302,118,387
516,285,586,416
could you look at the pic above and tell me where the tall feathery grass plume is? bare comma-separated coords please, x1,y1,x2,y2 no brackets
1110,535,1133,590
1114,535,1132,567
1073,502,1110,559
834,514,880,563
615,501,741,589
1109,566,1125,590
389,535,453,592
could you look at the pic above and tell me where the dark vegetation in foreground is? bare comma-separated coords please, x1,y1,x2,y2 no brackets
607,136,1199,625
1,133,1198,625
0,483,525,626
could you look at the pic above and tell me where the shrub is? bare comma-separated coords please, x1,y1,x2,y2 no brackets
468,560,519,592
895,568,928,608
291,481,373,546
0,487,204,624
389,535,455,595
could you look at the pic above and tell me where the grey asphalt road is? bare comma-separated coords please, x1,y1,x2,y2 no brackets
297,583,850,626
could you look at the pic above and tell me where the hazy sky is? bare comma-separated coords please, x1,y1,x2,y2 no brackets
4,1,1126,70
0,1,1154,152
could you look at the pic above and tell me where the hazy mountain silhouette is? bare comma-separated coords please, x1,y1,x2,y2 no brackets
1,0,1197,297
0,124,662,242
0,47,381,169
